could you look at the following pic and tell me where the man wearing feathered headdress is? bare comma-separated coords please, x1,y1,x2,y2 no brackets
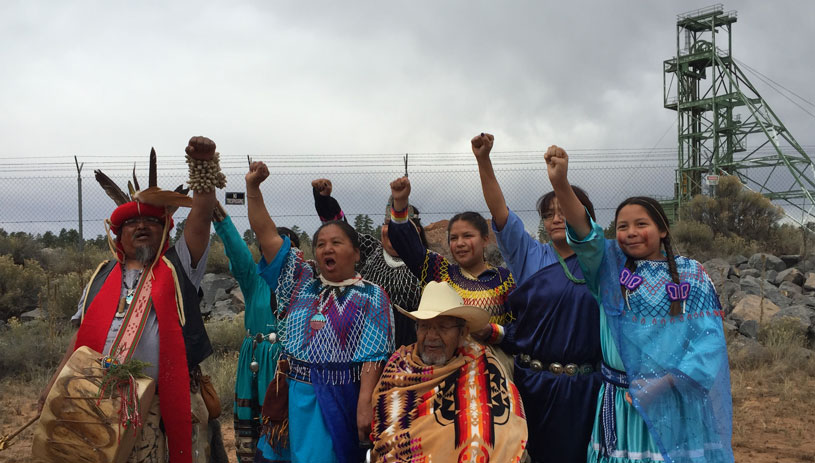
38,137,226,463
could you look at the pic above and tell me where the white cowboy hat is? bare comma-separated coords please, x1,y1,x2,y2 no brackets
396,281,490,331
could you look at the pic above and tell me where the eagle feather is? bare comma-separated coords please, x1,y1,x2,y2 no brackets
94,170,130,206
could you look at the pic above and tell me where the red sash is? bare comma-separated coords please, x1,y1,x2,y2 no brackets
75,260,192,463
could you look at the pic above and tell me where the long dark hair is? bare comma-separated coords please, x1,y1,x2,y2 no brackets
615,196,682,316
447,211,489,240
537,185,596,221
313,220,360,250
276,226,301,248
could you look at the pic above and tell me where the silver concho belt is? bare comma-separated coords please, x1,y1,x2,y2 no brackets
517,354,594,376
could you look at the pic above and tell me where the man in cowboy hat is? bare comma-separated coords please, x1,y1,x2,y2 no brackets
37,136,224,463
369,281,528,462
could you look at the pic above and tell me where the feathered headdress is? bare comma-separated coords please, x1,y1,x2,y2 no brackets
96,148,192,211
96,147,193,264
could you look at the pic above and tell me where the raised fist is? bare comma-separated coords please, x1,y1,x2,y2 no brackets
186,136,216,161
544,145,569,185
390,177,411,201
246,161,269,187
471,132,495,161
311,178,333,196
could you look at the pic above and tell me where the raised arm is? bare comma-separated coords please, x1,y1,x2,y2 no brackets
311,178,345,223
183,136,219,267
390,176,410,213
213,210,257,287
472,133,509,230
246,161,284,262
545,145,591,239
387,177,435,279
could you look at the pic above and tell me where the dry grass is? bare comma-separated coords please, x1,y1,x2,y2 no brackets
2,315,815,462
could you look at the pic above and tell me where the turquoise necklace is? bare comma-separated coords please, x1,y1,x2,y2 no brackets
556,250,585,285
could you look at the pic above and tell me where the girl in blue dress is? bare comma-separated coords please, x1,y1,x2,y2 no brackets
544,145,733,463
472,133,603,463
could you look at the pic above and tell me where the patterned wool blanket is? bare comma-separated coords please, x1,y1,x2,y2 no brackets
371,341,527,462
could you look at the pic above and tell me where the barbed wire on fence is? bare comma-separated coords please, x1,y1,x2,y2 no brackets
0,151,679,244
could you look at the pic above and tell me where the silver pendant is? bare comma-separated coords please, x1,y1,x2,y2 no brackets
250,361,259,373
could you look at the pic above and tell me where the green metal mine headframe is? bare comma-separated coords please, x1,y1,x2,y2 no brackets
663,3,815,222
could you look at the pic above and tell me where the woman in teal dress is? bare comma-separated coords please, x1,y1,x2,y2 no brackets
545,145,733,463
212,209,289,463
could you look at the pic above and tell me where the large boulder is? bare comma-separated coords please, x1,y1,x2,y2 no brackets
728,335,771,365
797,256,815,273
803,272,815,292
771,305,815,333
729,255,749,267
774,268,804,287
201,274,238,308
739,276,789,308
21,308,45,322
230,287,246,312
730,294,780,323
718,280,741,313
738,319,759,339
702,258,731,288
210,299,239,321
740,269,761,279
790,292,815,308
748,253,786,272
778,281,803,297
780,255,801,268
728,290,747,310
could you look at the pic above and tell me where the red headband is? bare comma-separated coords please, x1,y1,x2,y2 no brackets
109,201,174,235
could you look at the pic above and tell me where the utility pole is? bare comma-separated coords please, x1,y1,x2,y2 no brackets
74,156,84,250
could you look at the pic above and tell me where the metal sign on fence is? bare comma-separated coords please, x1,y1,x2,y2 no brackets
225,192,245,205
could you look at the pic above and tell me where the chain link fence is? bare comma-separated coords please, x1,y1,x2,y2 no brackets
0,150,678,241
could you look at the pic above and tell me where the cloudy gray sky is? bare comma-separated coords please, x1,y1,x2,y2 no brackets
1,1,814,235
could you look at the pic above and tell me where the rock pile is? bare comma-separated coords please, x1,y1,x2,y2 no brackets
705,253,815,362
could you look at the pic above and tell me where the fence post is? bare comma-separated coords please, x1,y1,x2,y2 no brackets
75,156,84,250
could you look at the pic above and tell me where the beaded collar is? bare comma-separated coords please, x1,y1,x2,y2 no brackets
619,262,688,313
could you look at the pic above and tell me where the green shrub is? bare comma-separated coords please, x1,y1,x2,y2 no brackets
202,316,244,418
769,223,803,256
205,315,245,355
42,271,93,320
0,256,47,320
39,245,112,275
710,234,759,259
0,317,73,381
759,318,809,360
206,240,231,274
672,220,714,258
0,232,43,264
682,176,784,242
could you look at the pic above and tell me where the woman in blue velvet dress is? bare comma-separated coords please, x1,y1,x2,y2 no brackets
546,144,733,463
472,133,603,462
